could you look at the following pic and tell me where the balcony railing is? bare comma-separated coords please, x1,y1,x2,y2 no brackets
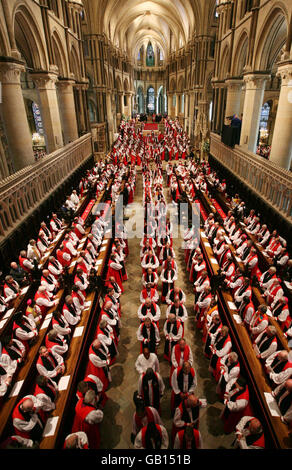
0,134,93,240
210,132,292,223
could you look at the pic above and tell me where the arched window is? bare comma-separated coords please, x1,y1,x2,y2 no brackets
88,101,97,122
215,0,219,18
181,94,185,114
137,87,144,113
259,102,271,131
146,42,155,67
49,0,59,17
147,87,155,113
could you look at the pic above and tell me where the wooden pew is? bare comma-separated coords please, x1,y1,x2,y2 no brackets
200,229,292,448
39,238,112,449
0,193,93,339
175,172,292,448
195,183,290,353
0,286,66,439
0,186,109,440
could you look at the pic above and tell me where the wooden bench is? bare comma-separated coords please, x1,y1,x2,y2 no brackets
200,231,292,448
0,286,66,439
39,237,112,449
175,173,292,448
195,183,290,352
0,193,94,338
0,186,111,440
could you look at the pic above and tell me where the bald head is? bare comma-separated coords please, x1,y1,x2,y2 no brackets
249,419,262,435
278,350,289,361
187,394,198,407
285,379,292,392
92,339,102,349
21,398,34,412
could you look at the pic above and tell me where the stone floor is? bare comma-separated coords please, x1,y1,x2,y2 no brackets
100,171,235,449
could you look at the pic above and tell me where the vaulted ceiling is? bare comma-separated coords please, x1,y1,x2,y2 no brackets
83,0,216,60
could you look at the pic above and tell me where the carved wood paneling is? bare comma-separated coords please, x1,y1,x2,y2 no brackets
0,134,92,239
210,132,292,224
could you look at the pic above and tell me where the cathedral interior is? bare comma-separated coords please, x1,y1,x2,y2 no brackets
0,0,292,452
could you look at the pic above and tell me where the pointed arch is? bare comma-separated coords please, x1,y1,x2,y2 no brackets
232,30,248,76
70,44,81,81
219,44,230,80
13,4,47,70
254,4,288,71
51,30,69,78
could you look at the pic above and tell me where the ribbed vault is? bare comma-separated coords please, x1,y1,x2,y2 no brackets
83,0,206,60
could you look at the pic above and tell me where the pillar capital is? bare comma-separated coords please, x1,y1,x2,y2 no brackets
57,78,76,91
74,81,89,91
0,61,25,85
269,61,292,169
275,61,292,86
31,72,59,90
242,73,270,89
225,78,244,90
0,61,34,170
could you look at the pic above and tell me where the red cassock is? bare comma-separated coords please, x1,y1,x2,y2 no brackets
12,397,46,439
77,261,88,275
73,223,84,240
221,387,253,434
71,398,101,449
76,376,108,408
19,256,31,273
57,249,71,267
86,344,110,392
195,293,212,330
175,429,201,449
170,344,192,381
34,291,52,317
106,260,124,293
134,407,156,434
170,367,196,411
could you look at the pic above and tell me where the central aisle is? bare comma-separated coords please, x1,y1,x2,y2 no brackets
100,168,234,449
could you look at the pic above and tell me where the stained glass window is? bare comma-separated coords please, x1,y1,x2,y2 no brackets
146,42,155,67
147,87,155,112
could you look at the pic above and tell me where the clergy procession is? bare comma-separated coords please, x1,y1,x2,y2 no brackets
0,115,291,450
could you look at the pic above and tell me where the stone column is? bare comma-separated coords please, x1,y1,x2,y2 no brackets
269,63,292,170
240,73,269,153
167,92,172,117
125,92,132,118
32,72,63,152
0,61,34,171
81,83,90,133
188,91,195,139
184,93,189,131
57,79,78,144
175,93,181,118
212,81,225,132
75,84,86,133
106,90,114,145
225,79,243,119
120,93,125,117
